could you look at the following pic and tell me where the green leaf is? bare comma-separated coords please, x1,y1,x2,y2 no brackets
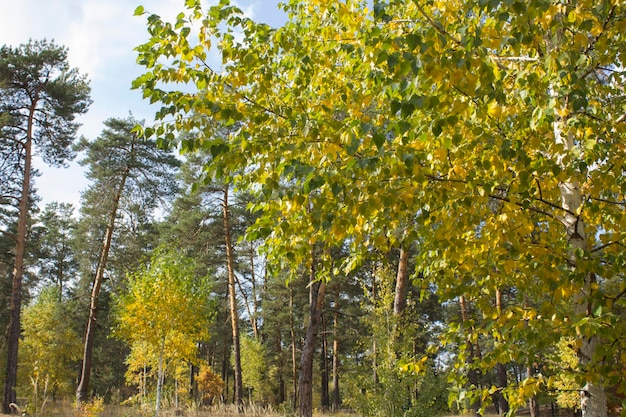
210,142,229,158
372,131,386,149
405,33,420,51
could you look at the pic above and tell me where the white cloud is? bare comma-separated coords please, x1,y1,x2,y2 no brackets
233,0,258,19
65,1,126,80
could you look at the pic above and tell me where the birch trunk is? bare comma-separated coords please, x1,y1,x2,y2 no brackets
155,336,166,417
554,93,607,417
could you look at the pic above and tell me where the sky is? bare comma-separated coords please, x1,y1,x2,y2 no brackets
0,0,285,211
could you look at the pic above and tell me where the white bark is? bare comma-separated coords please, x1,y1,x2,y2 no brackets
554,94,607,417
155,336,165,417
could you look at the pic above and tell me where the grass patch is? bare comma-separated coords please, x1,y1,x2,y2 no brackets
29,402,358,417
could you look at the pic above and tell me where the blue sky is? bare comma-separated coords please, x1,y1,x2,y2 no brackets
0,0,285,210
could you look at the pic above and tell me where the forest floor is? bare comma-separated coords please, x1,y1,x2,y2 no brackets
2,403,362,417
1,402,504,417
2,409,503,417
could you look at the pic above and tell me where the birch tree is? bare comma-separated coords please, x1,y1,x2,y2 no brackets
114,246,213,417
134,1,626,415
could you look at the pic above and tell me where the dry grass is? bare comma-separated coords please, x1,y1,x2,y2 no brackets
1,411,499,417
2,402,502,417
7,402,359,417
445,414,499,417
1,412,499,417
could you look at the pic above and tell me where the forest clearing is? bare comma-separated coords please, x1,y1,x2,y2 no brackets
2,1,625,417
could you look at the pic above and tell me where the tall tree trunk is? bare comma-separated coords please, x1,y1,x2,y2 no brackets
143,363,148,408
289,287,298,408
331,293,341,411
320,315,329,410
223,186,243,409
523,294,539,417
275,332,286,404
76,166,129,403
527,369,540,417
3,100,35,414
298,259,326,417
189,364,197,403
494,289,509,416
222,349,229,403
553,90,607,417
494,363,508,415
459,295,481,417
234,273,256,338
248,242,260,339
393,245,409,316
57,251,65,302
392,246,410,363
371,267,379,385
155,336,166,417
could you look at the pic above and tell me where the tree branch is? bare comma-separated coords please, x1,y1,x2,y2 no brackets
414,1,461,46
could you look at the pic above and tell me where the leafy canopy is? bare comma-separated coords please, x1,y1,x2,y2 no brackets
133,0,626,408
0,39,91,166
114,245,214,374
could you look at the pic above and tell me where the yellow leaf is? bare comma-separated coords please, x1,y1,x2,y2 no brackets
434,148,447,161
487,101,503,119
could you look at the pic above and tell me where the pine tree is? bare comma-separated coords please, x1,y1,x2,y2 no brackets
0,40,90,413
74,116,178,402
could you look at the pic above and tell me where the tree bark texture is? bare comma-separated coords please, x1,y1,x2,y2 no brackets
459,295,482,417
320,315,329,410
494,289,509,416
289,287,298,408
298,261,326,417
76,166,129,403
393,246,409,316
332,292,341,411
527,367,540,417
2,101,35,414
155,336,166,417
275,333,286,404
553,92,607,417
223,187,243,408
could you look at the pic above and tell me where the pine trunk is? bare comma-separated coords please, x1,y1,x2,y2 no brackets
494,289,509,416
222,187,243,409
2,100,35,414
331,292,341,411
320,316,329,410
393,246,409,316
298,261,325,417
275,333,286,404
289,287,298,408
76,166,129,403
371,269,378,384
459,295,481,417
248,242,260,339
